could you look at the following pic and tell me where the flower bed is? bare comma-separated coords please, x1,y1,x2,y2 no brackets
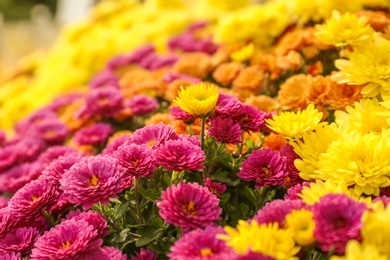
1,0,390,259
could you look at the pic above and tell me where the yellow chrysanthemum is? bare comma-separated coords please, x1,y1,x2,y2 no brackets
285,209,316,246
291,123,339,180
330,240,388,260
335,98,390,135
315,130,390,196
230,43,255,62
315,11,375,47
332,37,390,99
265,104,325,139
173,83,219,117
218,220,300,259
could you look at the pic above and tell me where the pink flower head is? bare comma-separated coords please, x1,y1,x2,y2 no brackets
163,73,201,83
28,119,70,145
64,210,109,237
101,134,132,155
127,94,159,116
131,248,158,260
313,193,367,254
139,53,178,70
106,45,155,70
8,178,58,221
235,104,267,132
30,218,102,259
0,196,9,209
0,252,22,260
214,93,242,118
170,106,196,123
284,182,310,200
0,227,40,255
157,182,222,230
280,144,304,187
205,178,226,195
0,146,17,173
129,122,178,149
208,117,242,144
0,163,32,193
169,226,234,260
60,155,125,210
42,153,84,186
83,246,127,260
89,70,119,89
253,199,307,226
12,136,47,164
14,109,57,136
73,123,114,146
79,87,124,118
114,143,156,180
154,137,205,172
0,130,5,146
238,149,288,188
47,93,83,112
0,208,16,237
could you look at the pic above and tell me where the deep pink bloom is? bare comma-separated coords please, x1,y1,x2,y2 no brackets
131,248,158,260
14,109,57,136
0,252,22,260
127,94,159,116
89,70,119,89
47,93,83,112
154,138,205,172
64,210,109,237
284,182,310,200
8,178,58,221
0,196,9,209
12,137,47,164
128,122,178,149
0,227,40,255
49,193,73,213
30,219,102,259
170,106,196,123
169,226,234,260
0,147,18,173
114,143,156,180
60,155,125,210
213,93,242,118
163,73,201,83
208,117,242,144
313,193,367,254
238,149,288,188
235,104,267,132
0,163,33,193
28,119,70,145
205,178,226,195
253,199,307,226
139,53,178,70
83,246,127,260
42,153,84,186
101,134,132,155
157,182,222,230
235,252,275,260
0,208,16,237
106,45,155,70
280,144,304,187
73,123,114,146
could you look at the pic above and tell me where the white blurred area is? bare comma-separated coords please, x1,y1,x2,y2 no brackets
0,0,95,68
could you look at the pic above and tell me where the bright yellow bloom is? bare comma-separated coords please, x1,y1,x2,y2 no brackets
330,240,388,260
316,131,390,196
218,220,300,259
291,123,339,180
335,98,390,135
199,0,250,11
332,37,390,99
230,43,255,62
315,11,375,47
173,83,219,117
285,209,316,246
265,104,325,139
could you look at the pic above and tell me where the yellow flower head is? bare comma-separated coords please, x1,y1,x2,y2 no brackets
330,240,388,260
315,11,375,47
265,104,325,139
230,43,255,62
173,83,219,118
218,220,300,259
285,209,316,246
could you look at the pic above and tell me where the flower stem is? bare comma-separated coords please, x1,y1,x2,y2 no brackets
133,178,143,224
42,210,55,228
200,117,206,151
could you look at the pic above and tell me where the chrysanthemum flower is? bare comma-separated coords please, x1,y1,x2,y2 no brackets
0,252,22,260
157,182,222,230
0,163,34,193
101,134,132,155
129,122,178,149
64,210,109,238
60,155,125,210
131,248,157,260
315,11,375,47
238,149,288,188
265,104,325,139
173,83,219,118
330,240,387,260
208,117,242,144
313,193,367,254
0,209,16,237
169,226,235,259
0,227,40,255
88,69,119,89
28,119,70,145
73,122,114,146
218,220,300,259
234,104,267,132
205,178,226,195
284,182,310,201
285,209,316,246
280,144,304,187
42,154,84,186
214,93,242,118
127,94,159,116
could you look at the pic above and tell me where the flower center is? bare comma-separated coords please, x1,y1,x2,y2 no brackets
183,201,197,216
262,167,270,175
200,248,213,257
31,196,39,202
147,139,156,147
62,241,71,249
89,175,99,186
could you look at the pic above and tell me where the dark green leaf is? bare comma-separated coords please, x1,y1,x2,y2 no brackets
113,202,129,220
111,228,130,243
136,226,164,247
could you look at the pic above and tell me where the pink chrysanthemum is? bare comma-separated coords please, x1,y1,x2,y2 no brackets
127,95,159,116
8,178,58,221
114,143,156,180
208,117,242,144
0,227,40,255
214,93,242,118
154,138,205,172
11,136,47,164
106,45,155,70
129,122,178,149
0,146,17,173
253,199,307,226
169,226,234,260
238,149,288,188
0,208,16,237
313,193,367,254
131,248,158,260
157,182,222,230
101,134,132,155
60,155,125,210
28,119,70,145
73,123,114,146
14,109,57,136
89,70,119,89
64,210,109,237
42,154,84,186
0,252,22,260
280,144,304,187
139,53,178,70
205,178,226,195
284,182,310,200
235,104,267,132
170,106,196,123
30,219,102,259
0,163,33,193
0,196,9,209
82,246,127,260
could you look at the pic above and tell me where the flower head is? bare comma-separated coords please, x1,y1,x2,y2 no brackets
131,248,157,260
234,104,267,133
285,209,316,246
173,83,219,117
42,153,84,186
129,122,178,149
79,87,124,118
157,182,222,230
0,227,40,255
208,117,242,144
127,94,159,116
73,123,114,146
205,178,227,195
330,240,387,260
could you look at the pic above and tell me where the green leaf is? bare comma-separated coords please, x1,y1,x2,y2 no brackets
109,198,122,204
111,228,130,243
240,202,249,216
220,193,231,204
136,226,164,247
244,186,259,206
211,170,231,183
113,202,129,220
138,187,158,201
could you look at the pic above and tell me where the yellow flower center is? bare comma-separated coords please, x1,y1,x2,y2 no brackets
62,241,71,249
200,248,213,257
89,175,99,186
31,196,39,202
147,139,156,147
182,201,197,216
262,167,270,175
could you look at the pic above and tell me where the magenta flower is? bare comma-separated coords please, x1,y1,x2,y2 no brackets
14,109,57,136
60,155,125,210
0,146,18,173
157,182,222,230
234,104,267,132
169,226,234,260
0,163,33,193
129,122,178,149
82,246,127,260
28,119,70,145
284,182,310,200
214,93,242,118
154,138,205,172
0,252,22,260
127,94,159,116
0,208,16,237
10,136,47,164
238,149,288,188
64,210,109,237
101,134,132,155
170,106,196,123
208,117,242,144
8,178,58,221
280,144,304,187
205,178,226,195
30,219,102,259
89,70,119,89
0,196,9,209
114,143,156,180
253,199,307,226
42,154,84,186
313,193,367,254
0,227,40,255
106,45,155,70
73,123,114,146
131,248,158,260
